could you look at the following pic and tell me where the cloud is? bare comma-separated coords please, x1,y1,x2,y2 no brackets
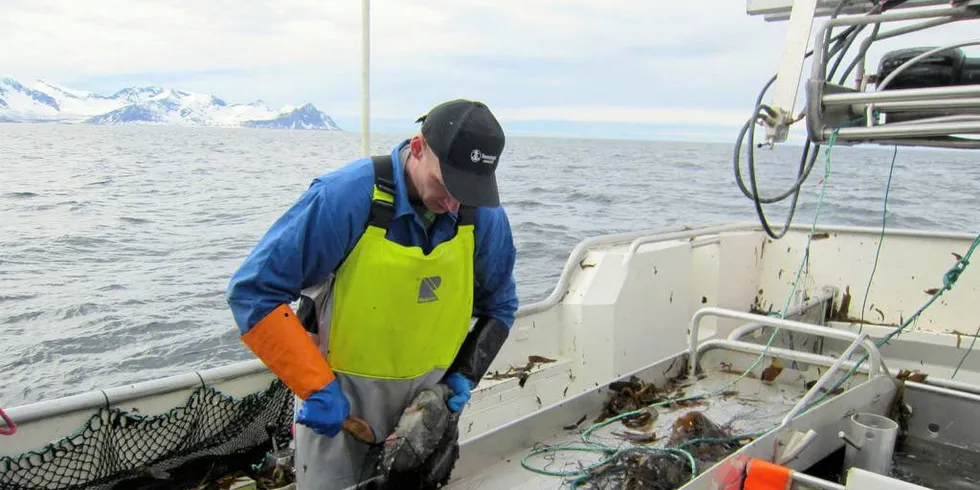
496,106,750,127
2,0,978,140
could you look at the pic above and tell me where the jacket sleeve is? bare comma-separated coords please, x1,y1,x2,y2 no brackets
472,206,519,330
447,205,519,387
226,173,369,335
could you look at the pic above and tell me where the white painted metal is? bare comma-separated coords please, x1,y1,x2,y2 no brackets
822,85,980,106
793,471,846,489
842,412,899,476
698,338,875,375
768,0,819,143
820,4,978,27
747,0,980,22
827,121,980,141
872,98,980,113
903,381,980,447
361,0,370,155
737,321,980,393
622,222,763,265
539,221,759,315
688,307,883,378
751,226,980,337
845,467,930,489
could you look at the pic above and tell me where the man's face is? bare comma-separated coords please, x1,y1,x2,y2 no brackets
412,139,461,214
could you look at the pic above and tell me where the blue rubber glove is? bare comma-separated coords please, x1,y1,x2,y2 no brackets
444,372,474,412
296,379,350,436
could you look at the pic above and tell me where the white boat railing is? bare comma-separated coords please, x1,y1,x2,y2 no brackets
3,359,270,426
520,220,759,315
689,307,883,378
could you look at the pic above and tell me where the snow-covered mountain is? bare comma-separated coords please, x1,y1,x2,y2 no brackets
0,76,341,130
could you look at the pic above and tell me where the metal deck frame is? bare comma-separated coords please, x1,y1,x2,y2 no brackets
746,0,980,148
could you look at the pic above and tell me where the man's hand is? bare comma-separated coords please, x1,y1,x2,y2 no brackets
444,372,473,412
296,379,351,436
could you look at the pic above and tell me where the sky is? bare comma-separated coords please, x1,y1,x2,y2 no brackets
2,0,979,142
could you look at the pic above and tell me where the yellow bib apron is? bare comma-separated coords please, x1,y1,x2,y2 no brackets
294,155,476,489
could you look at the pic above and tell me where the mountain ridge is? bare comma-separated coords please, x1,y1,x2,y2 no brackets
0,76,341,130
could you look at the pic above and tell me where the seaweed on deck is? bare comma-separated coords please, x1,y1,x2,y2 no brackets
573,411,746,490
570,373,756,490
572,450,693,490
484,355,556,387
668,411,743,468
593,374,699,426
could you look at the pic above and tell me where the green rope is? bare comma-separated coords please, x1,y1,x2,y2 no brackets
859,146,898,332
564,447,698,489
519,443,698,482
520,444,617,478
953,323,980,379
879,236,978,348
805,232,980,407
674,432,768,449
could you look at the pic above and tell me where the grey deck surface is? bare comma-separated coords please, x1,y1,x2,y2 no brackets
447,370,812,489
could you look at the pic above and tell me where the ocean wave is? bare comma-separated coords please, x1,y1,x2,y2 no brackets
5,191,39,198
1,125,974,406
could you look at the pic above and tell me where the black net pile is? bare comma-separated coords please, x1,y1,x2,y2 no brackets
572,449,694,490
0,379,294,490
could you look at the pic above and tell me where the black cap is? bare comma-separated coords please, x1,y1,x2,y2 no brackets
415,99,505,207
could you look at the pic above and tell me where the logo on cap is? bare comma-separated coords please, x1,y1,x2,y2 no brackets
469,149,497,165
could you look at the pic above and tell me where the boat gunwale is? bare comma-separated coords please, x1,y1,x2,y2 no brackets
4,222,977,427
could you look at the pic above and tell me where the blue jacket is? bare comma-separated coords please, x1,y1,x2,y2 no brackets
227,140,519,336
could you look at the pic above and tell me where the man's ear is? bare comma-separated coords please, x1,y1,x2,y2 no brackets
409,134,425,159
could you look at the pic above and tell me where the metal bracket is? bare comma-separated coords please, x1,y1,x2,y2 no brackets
767,0,820,144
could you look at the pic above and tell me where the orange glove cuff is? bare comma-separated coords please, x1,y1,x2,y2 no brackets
241,303,335,400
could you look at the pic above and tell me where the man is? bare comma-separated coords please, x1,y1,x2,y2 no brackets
226,98,518,489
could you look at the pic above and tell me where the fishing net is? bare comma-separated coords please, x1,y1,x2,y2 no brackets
0,378,294,490
571,450,694,490
569,411,744,490
564,374,751,490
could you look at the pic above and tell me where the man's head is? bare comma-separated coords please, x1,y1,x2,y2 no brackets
406,99,505,213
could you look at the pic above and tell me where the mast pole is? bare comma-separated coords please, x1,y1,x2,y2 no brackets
361,0,370,155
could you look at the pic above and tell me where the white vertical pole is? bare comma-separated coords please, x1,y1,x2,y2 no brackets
767,0,818,143
361,0,370,156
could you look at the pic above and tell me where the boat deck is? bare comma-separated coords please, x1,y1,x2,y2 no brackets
448,369,811,489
